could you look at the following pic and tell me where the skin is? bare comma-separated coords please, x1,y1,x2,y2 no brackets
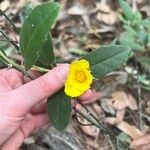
0,64,93,150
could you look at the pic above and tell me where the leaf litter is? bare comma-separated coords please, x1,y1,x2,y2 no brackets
1,0,150,149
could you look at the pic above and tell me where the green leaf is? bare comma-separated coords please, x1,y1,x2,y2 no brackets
83,45,131,78
141,19,150,30
116,132,131,150
148,35,150,48
132,11,142,25
47,88,71,131
119,32,144,51
123,25,137,36
37,33,54,68
137,29,148,45
0,57,7,68
20,2,60,70
119,0,134,21
138,57,150,72
68,48,87,55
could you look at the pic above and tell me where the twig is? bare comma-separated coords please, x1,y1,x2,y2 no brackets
73,107,103,129
139,112,150,122
0,51,34,79
0,29,19,50
0,10,19,34
0,38,18,44
76,98,111,132
73,105,112,136
32,65,49,72
137,82,143,130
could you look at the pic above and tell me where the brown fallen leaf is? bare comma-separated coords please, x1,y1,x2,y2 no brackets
80,123,100,138
101,98,116,115
105,117,144,139
92,103,103,116
67,3,87,16
130,134,150,150
95,1,111,13
0,0,10,11
111,91,138,110
77,106,100,138
96,11,117,25
84,136,99,149
116,109,125,124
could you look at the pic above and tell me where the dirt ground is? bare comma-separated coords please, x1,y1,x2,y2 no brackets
0,0,150,149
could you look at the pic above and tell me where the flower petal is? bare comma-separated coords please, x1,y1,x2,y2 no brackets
64,59,93,97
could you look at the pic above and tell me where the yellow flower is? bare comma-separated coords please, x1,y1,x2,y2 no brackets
64,59,93,97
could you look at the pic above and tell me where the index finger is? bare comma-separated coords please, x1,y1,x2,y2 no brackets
1,64,69,117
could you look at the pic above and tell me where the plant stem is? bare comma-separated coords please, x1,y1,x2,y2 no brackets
0,51,33,79
0,29,19,51
74,107,129,148
32,65,49,72
0,10,19,34
73,106,112,136
77,99,108,131
74,108,101,128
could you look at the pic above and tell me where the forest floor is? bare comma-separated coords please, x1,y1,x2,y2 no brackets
0,0,150,149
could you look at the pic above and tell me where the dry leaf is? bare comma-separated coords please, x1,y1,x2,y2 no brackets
92,103,103,116
105,117,144,139
127,94,138,110
80,124,100,138
16,0,27,9
96,11,117,25
111,91,138,110
111,91,128,110
84,137,99,149
0,0,10,11
116,109,125,124
130,134,150,150
77,106,100,138
96,1,111,13
67,4,87,16
101,98,116,115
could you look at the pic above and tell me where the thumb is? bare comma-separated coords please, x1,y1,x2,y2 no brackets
2,64,69,116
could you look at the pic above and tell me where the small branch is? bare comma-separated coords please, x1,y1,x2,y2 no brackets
32,65,49,72
73,105,112,136
0,57,8,66
0,29,19,50
76,99,111,133
0,10,19,34
0,38,18,44
73,105,129,149
73,107,102,128
0,51,34,79
139,112,150,122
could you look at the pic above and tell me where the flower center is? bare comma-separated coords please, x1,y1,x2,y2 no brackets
75,70,86,82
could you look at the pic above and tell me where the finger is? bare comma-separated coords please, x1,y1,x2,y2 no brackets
0,76,12,92
23,70,42,83
2,64,69,116
1,113,49,150
0,68,23,90
79,89,93,101
31,87,94,114
81,90,102,104
30,99,47,114
0,69,23,93
20,113,49,137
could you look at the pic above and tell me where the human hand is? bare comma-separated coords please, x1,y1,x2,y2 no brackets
0,64,93,150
